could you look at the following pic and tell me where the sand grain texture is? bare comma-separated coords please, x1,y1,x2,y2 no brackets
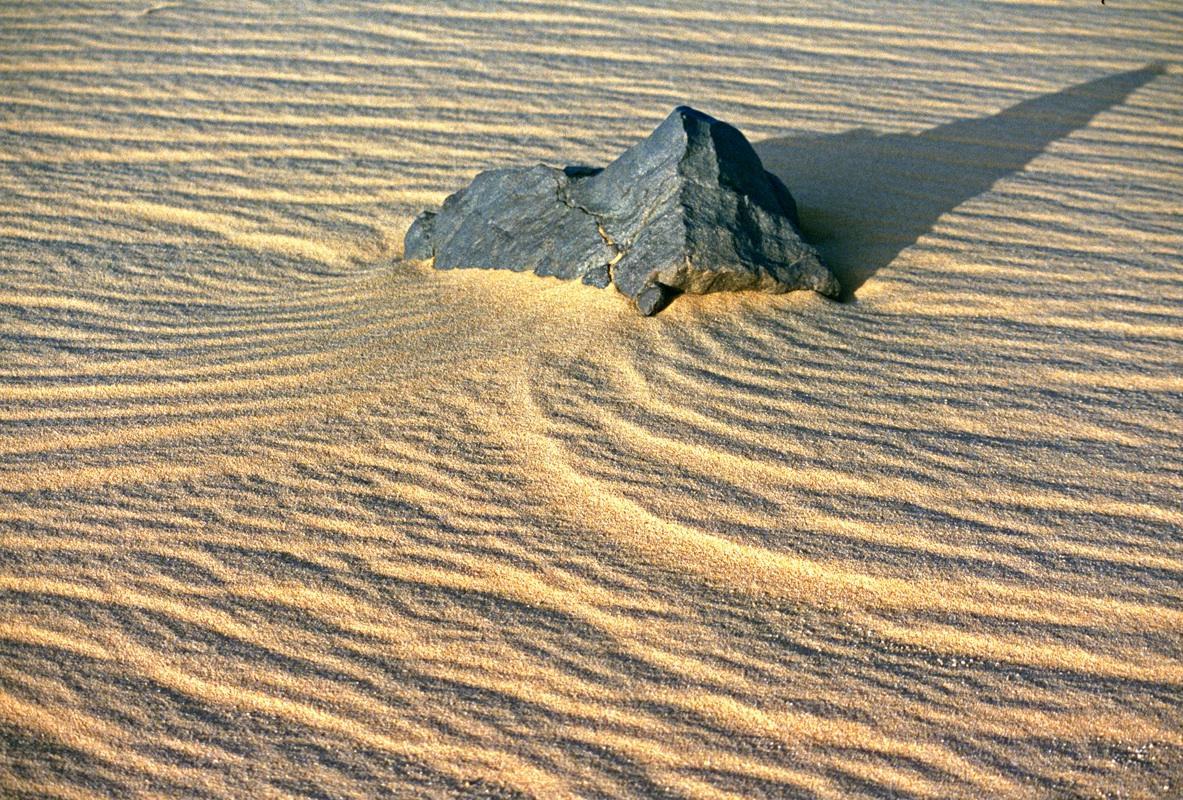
2,2,1182,798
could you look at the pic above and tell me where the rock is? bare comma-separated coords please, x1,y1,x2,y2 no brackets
403,210,436,261
405,106,840,314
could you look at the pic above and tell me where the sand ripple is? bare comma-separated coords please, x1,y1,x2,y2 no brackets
2,1,1182,797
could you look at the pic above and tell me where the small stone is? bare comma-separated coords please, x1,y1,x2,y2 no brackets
406,106,839,314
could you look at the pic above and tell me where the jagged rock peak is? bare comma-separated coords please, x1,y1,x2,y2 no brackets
405,106,840,315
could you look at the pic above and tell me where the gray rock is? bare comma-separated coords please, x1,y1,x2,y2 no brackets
405,106,840,315
403,210,436,261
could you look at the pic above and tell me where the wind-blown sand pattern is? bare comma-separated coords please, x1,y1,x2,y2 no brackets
2,2,1182,798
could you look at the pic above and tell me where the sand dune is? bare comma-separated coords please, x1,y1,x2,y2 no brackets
2,1,1182,798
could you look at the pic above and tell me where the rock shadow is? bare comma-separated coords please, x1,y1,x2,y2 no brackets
754,63,1165,299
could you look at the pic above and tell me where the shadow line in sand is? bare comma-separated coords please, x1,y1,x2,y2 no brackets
755,63,1165,299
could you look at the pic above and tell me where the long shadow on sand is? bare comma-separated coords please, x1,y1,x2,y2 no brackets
754,64,1165,299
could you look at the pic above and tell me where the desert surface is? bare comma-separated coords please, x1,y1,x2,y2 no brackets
2,1,1182,798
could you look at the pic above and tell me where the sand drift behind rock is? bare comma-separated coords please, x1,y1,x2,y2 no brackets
405,106,840,315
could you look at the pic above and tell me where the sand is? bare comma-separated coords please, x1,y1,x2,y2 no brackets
2,1,1182,798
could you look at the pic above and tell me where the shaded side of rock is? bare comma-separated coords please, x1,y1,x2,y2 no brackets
405,106,840,314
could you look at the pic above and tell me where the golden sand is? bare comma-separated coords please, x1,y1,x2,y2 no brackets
2,1,1181,797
